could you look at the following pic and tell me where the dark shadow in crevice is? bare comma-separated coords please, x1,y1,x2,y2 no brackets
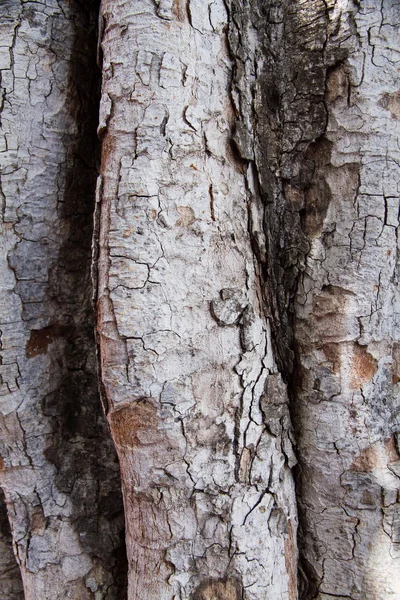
0,488,24,600
40,1,128,596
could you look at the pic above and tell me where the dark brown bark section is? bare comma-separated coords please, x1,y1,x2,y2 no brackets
229,0,350,373
39,7,127,591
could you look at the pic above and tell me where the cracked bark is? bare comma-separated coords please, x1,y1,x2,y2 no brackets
0,1,126,598
225,1,400,598
0,1,399,599
96,0,400,598
96,1,297,598
290,2,400,598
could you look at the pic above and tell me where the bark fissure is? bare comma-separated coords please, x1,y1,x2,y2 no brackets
0,488,24,599
251,1,400,598
222,2,400,598
0,1,127,597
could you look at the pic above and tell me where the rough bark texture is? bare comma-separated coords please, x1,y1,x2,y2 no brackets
229,1,400,597
96,0,298,598
0,489,24,599
0,1,126,598
291,2,400,598
1,1,399,599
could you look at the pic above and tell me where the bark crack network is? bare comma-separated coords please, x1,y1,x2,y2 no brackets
0,0,127,598
1,1,399,599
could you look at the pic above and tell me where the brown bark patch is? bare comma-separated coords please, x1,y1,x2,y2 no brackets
352,444,379,472
302,176,332,238
321,343,341,373
284,519,298,600
392,343,400,384
97,294,127,372
314,285,352,318
177,205,196,226
351,343,377,389
26,327,55,357
300,139,332,238
351,438,398,472
126,492,171,548
326,63,349,104
173,0,187,21
26,325,68,358
385,436,399,461
193,578,241,600
108,400,161,449
380,90,400,120
100,134,117,171
31,506,47,535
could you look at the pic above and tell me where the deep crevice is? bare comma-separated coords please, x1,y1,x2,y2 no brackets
47,1,128,595
0,489,24,600
226,2,355,598
1,0,128,596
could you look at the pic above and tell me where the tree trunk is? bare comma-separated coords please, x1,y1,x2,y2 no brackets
95,1,298,598
291,2,400,597
0,1,126,598
0,1,399,599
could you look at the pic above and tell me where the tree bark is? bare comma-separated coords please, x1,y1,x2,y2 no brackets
291,2,400,598
0,1,399,599
229,1,400,597
0,1,126,598
96,1,298,598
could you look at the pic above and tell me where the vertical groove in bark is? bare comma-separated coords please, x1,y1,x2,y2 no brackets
0,489,24,600
96,1,298,598
0,1,127,597
223,0,345,594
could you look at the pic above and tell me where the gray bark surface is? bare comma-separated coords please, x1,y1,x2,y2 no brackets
291,2,400,598
0,1,399,599
197,0,400,598
231,0,400,597
96,0,298,598
0,1,126,598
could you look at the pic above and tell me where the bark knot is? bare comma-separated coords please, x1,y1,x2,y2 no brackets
210,289,248,327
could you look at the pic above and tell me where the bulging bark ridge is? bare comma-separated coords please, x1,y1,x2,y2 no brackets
95,0,298,598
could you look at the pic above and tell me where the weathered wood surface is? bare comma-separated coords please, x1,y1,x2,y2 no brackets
292,2,400,597
230,1,400,597
0,1,399,599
